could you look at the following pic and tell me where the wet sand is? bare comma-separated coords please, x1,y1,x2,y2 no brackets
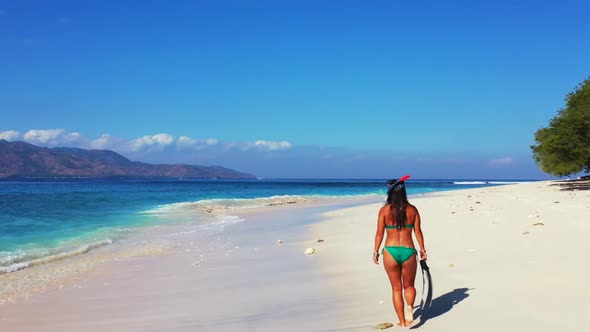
0,199,374,331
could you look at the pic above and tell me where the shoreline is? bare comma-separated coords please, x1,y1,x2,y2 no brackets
0,193,382,273
0,194,379,303
0,196,378,331
3,181,588,331
0,178,530,278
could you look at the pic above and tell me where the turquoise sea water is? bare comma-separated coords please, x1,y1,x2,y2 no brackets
0,178,527,272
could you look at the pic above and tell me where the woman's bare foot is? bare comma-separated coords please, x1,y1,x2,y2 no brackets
404,305,414,324
397,321,414,328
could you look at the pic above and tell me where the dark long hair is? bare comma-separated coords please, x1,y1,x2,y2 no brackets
386,181,409,229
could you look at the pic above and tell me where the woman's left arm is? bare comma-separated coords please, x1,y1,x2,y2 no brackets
373,208,385,264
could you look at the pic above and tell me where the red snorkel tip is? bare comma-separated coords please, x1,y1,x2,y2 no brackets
399,175,411,182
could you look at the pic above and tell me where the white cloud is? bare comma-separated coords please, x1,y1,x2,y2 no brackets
125,133,176,152
0,130,20,141
23,129,85,146
4,129,293,158
90,134,116,150
178,136,196,144
205,138,218,145
489,157,513,166
251,140,292,151
153,133,174,145
177,136,219,150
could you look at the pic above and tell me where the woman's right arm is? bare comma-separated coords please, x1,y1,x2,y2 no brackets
373,208,385,264
414,208,427,260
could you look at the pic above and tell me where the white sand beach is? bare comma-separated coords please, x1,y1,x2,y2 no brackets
1,181,589,331
311,180,590,331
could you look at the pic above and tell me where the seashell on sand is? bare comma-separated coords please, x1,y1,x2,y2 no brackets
304,247,317,255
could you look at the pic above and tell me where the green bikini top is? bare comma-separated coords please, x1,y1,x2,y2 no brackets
385,224,414,229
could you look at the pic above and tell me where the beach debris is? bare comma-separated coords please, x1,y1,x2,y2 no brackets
267,200,297,206
467,195,472,198
451,211,456,214
376,322,394,329
522,231,530,235
317,239,324,243
475,201,481,204
448,264,455,268
533,222,545,226
277,240,283,245
193,261,200,266
554,201,560,203
304,247,318,255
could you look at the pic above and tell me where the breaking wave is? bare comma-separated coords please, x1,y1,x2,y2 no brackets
454,181,525,185
0,238,113,274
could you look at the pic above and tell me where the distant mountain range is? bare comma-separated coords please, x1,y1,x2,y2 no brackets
0,140,256,179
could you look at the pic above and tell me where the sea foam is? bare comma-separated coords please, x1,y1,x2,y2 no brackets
0,238,113,274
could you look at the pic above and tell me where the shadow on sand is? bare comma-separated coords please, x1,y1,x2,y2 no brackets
410,287,472,329
552,179,590,191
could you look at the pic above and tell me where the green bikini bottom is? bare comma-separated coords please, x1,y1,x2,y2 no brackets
383,246,417,265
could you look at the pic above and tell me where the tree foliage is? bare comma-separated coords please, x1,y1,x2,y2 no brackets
531,78,590,176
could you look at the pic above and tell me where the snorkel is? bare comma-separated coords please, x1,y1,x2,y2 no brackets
385,174,411,228
386,174,411,194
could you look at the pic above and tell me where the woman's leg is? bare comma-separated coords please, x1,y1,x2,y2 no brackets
383,250,407,326
401,254,418,323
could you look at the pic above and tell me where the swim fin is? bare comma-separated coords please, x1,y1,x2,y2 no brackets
420,259,433,311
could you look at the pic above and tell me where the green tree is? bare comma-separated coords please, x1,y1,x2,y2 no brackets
531,78,590,176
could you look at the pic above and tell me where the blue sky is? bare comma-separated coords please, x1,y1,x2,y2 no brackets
1,0,589,179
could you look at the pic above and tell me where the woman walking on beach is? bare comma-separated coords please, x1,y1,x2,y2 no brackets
373,177,427,327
